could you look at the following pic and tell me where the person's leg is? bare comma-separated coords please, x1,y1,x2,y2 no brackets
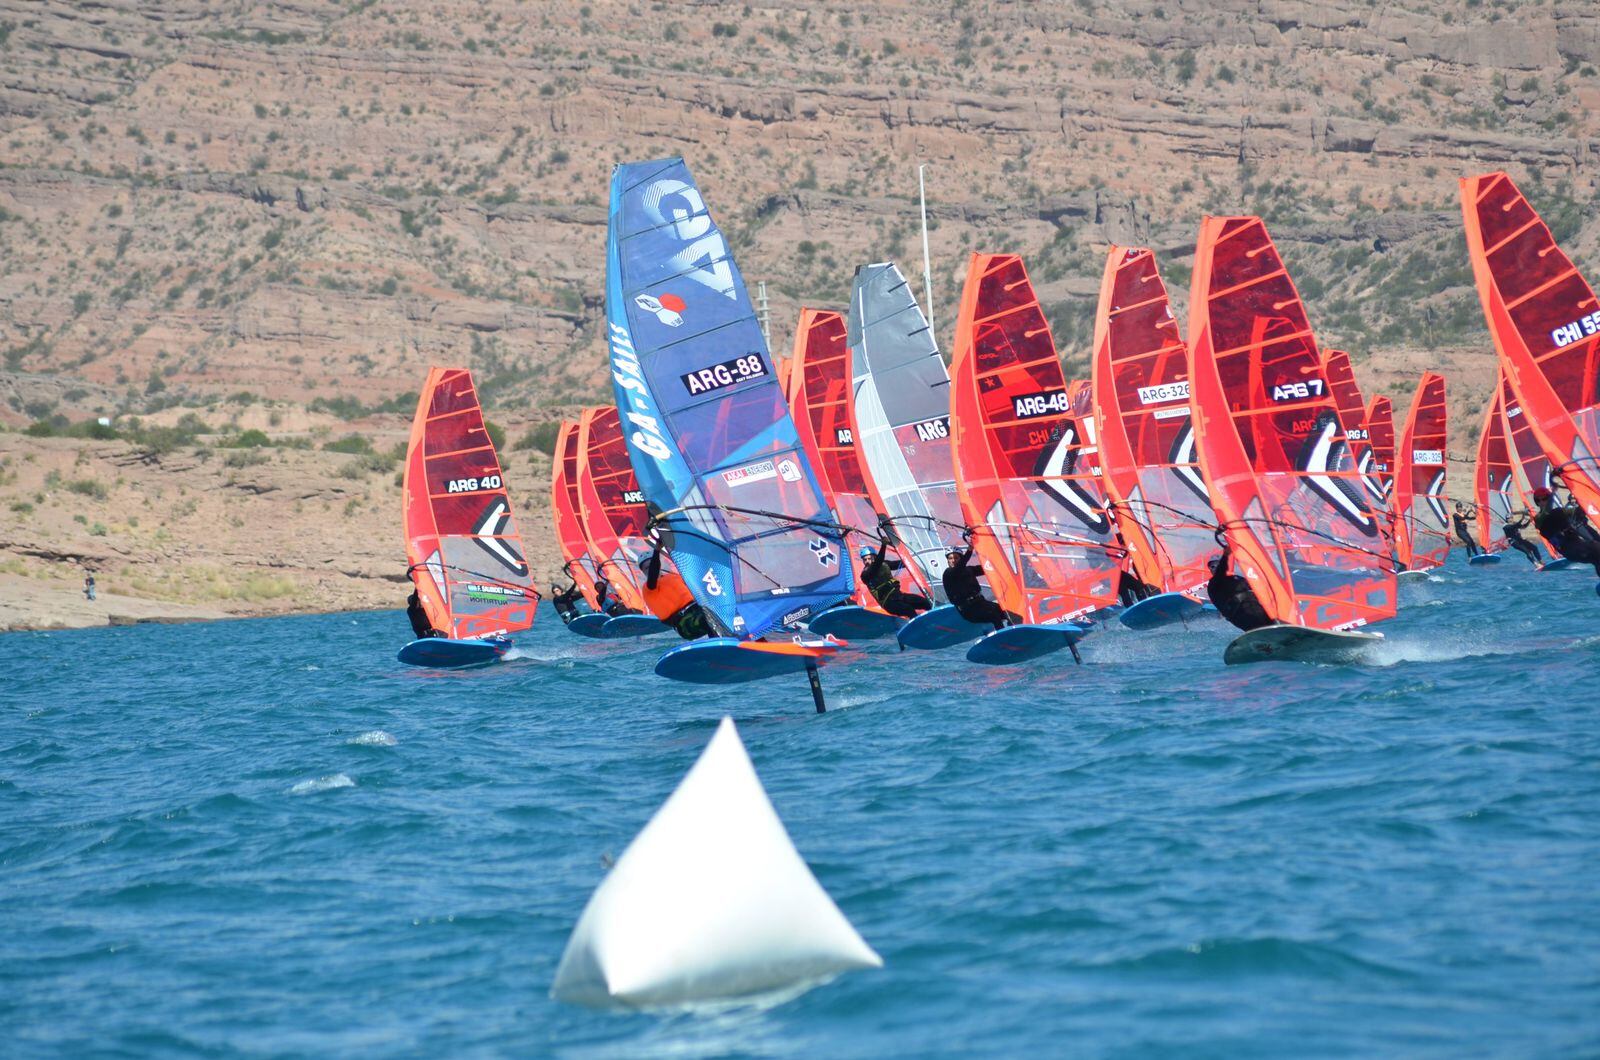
886,592,930,618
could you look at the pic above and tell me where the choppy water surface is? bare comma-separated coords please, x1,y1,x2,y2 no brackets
5,559,1599,1057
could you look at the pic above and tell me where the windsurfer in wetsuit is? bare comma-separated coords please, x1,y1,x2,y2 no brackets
551,579,584,624
640,547,711,640
591,573,632,617
1452,503,1480,558
943,534,1011,631
857,539,931,619
1205,538,1274,632
1502,509,1544,566
406,588,446,640
1533,486,1600,575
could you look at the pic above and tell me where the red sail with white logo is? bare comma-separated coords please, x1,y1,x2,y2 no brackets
1323,349,1392,552
1393,372,1451,571
787,308,908,607
1475,383,1514,554
1461,172,1600,518
551,420,602,610
403,367,538,639
1499,370,1555,512
576,404,654,615
950,253,1120,624
1091,245,1216,598
1186,216,1395,630
1364,395,1396,510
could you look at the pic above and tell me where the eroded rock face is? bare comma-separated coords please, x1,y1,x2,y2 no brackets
0,1,1591,610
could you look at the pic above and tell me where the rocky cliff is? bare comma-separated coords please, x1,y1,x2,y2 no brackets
1,0,1594,622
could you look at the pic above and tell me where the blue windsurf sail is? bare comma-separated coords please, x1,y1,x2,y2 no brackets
606,157,853,639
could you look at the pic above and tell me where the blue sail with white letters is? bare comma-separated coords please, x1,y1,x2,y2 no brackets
605,157,853,639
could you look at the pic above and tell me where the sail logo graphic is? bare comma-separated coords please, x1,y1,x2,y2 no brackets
835,427,854,446
1347,428,1369,441
810,538,836,566
1411,449,1444,465
634,292,686,327
913,416,949,442
608,323,672,462
701,569,723,596
1137,381,1189,405
777,458,802,482
622,489,645,505
639,177,737,299
471,498,528,575
1551,309,1600,348
1013,390,1070,419
681,353,768,397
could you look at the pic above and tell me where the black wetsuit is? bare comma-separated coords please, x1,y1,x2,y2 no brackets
942,545,1008,630
644,549,712,641
1452,511,1480,557
1502,514,1543,565
406,590,444,639
1205,546,1274,632
1117,569,1157,606
860,540,931,618
592,576,633,617
1535,499,1600,575
552,582,583,624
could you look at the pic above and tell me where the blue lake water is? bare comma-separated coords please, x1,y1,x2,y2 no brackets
4,557,1599,1057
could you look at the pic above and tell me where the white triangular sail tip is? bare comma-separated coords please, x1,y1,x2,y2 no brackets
551,717,881,1009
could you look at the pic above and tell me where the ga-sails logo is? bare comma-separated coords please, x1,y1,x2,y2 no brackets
608,322,672,462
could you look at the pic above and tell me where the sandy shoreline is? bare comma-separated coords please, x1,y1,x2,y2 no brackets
0,572,402,634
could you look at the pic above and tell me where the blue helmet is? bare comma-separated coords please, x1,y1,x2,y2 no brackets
858,546,875,560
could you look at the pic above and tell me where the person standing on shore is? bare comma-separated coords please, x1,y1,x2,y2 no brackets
84,572,97,602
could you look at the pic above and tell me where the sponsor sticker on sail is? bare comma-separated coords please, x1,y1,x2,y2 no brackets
1412,448,1444,465
723,460,777,487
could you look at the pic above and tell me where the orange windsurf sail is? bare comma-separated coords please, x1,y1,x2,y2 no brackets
950,253,1120,624
575,405,652,614
1461,172,1600,517
403,367,538,639
1091,245,1216,598
551,420,602,610
1393,372,1451,571
1186,216,1395,630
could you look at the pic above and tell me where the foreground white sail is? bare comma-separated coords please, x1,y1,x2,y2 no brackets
550,717,882,1007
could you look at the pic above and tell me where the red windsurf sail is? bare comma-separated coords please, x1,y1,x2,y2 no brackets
1475,383,1514,553
1500,370,1555,513
551,420,602,610
1461,172,1600,518
1091,245,1216,598
788,308,907,607
1187,216,1394,630
1393,372,1451,571
950,253,1120,624
403,367,538,639
576,405,655,614
1365,395,1396,510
